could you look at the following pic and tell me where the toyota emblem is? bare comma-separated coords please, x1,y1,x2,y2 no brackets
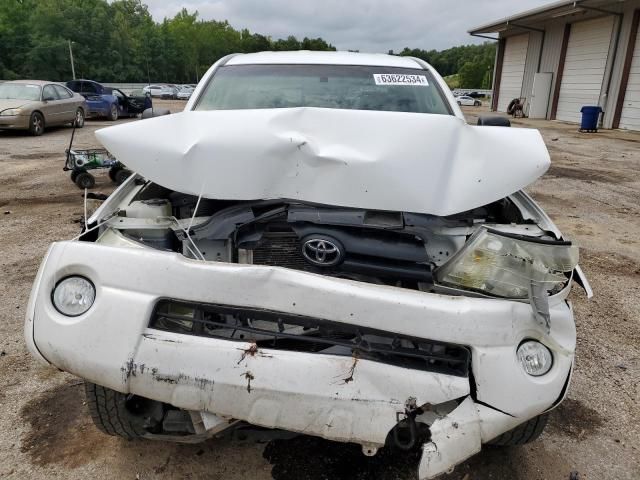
302,237,343,266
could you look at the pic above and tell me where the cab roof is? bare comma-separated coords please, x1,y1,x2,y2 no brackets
226,51,424,68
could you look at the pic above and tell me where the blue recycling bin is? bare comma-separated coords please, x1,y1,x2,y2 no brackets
580,106,602,131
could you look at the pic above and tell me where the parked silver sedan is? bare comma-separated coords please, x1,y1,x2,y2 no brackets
176,85,195,100
0,80,87,135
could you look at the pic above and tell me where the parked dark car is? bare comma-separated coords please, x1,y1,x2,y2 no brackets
66,79,152,121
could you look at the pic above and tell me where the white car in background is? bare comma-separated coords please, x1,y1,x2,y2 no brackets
142,85,175,99
177,85,195,100
25,51,590,480
456,95,482,107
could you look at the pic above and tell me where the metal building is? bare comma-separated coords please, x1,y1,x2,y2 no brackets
469,0,640,131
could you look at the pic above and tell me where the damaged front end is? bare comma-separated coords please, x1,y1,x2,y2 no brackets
26,176,587,478
25,59,590,479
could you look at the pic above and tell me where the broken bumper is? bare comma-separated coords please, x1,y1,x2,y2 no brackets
26,241,575,479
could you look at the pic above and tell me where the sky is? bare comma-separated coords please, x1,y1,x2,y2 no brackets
142,0,550,52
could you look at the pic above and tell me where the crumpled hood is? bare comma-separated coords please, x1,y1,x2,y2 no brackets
95,108,550,216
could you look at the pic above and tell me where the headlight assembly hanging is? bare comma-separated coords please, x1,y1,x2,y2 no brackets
435,228,579,331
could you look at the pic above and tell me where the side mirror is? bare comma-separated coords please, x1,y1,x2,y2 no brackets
142,108,171,119
477,116,511,127
43,96,56,102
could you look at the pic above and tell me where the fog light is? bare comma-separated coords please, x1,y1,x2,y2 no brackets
517,341,553,376
52,276,95,317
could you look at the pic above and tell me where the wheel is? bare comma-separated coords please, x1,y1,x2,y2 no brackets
457,101,462,106
84,382,153,439
74,108,85,128
488,414,548,446
474,101,481,107
114,168,132,185
29,112,44,136
75,171,95,189
108,103,119,121
108,167,120,182
70,170,83,183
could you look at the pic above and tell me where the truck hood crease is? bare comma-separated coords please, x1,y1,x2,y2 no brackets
95,108,550,216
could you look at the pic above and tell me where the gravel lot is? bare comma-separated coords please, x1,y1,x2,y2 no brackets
1,101,638,479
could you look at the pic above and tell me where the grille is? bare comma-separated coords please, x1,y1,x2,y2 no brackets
251,233,308,270
150,300,471,377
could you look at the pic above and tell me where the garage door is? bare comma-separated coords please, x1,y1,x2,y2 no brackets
556,16,614,123
497,34,529,112
619,19,640,131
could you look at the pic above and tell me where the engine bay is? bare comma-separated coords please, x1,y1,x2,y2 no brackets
89,181,552,294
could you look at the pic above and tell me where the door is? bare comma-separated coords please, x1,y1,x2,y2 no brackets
40,84,64,125
112,89,127,116
52,85,77,122
556,16,614,123
497,34,529,112
122,89,148,114
529,72,553,119
619,17,640,131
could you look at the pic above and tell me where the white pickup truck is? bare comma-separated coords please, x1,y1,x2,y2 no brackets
25,50,591,479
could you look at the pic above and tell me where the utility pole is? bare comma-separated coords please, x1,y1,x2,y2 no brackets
68,40,76,80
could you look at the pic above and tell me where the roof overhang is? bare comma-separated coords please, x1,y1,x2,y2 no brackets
469,0,624,36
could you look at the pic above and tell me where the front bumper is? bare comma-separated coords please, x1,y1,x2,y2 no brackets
0,114,29,130
26,241,575,479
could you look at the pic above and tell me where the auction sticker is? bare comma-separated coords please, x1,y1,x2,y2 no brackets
373,74,428,86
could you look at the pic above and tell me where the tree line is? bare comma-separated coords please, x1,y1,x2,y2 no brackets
396,43,496,89
0,0,495,88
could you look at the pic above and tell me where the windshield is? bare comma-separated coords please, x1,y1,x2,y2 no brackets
0,83,41,101
195,64,452,115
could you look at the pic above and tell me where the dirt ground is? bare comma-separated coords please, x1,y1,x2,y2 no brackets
0,101,638,479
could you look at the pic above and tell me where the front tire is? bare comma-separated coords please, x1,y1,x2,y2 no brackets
488,414,548,446
70,170,83,183
108,103,119,121
108,167,120,182
84,382,150,439
114,168,132,185
75,171,95,189
474,101,481,107
29,112,44,136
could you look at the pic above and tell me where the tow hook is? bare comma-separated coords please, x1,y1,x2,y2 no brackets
391,397,426,451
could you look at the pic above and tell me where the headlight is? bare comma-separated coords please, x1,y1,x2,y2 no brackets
0,108,21,116
436,228,578,298
517,340,553,376
52,276,95,316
